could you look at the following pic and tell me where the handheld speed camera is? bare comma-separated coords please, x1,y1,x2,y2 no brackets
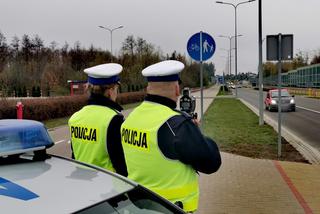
179,87,197,119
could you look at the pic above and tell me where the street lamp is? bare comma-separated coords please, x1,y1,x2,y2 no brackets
220,53,230,76
220,48,231,75
216,0,256,97
99,25,124,61
219,34,242,76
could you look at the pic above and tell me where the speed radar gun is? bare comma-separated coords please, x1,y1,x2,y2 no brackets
179,87,197,119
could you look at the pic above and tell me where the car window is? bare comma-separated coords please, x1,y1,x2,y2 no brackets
76,186,184,214
271,90,290,97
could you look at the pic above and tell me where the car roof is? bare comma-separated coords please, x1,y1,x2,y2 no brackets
0,155,136,213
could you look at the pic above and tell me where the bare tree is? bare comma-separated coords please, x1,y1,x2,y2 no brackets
21,34,33,62
311,49,320,65
10,36,20,59
136,37,146,57
0,31,9,72
122,35,136,57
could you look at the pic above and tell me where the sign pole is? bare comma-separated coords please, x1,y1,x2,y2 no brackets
258,0,264,126
187,31,216,130
266,33,293,159
277,33,282,158
200,31,204,128
222,72,225,93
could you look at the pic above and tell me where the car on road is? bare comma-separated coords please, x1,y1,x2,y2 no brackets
264,88,296,112
0,119,185,214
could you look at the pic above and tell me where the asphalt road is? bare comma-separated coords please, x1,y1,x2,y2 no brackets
237,88,320,150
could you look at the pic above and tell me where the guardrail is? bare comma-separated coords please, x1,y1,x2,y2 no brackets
254,86,320,98
288,88,320,98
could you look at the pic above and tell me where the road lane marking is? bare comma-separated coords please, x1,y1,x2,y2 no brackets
296,106,320,114
55,140,65,144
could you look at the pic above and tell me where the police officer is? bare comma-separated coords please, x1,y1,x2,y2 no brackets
121,60,221,212
69,63,127,177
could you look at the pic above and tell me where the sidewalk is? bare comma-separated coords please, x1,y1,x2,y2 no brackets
196,85,320,214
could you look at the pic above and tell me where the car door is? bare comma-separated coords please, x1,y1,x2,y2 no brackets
264,92,270,106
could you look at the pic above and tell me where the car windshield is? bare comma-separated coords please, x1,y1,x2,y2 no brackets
76,186,184,214
271,90,290,98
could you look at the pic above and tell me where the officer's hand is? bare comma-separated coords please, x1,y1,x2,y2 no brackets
192,118,201,126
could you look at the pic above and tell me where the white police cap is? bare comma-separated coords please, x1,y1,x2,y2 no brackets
84,63,122,85
142,60,184,82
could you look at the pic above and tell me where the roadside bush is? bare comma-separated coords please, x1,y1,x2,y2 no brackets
0,96,87,121
0,99,16,119
0,91,146,120
221,85,229,92
117,91,146,105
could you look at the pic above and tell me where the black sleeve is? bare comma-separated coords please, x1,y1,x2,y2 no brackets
71,143,75,159
158,115,221,174
106,114,128,177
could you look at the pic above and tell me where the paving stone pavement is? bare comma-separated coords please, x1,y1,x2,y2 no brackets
196,85,320,214
197,153,320,214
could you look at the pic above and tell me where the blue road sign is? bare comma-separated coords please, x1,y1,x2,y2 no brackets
187,32,216,61
217,75,225,84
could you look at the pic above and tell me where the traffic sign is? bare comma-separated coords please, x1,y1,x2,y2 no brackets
217,75,225,84
187,31,216,61
266,34,293,61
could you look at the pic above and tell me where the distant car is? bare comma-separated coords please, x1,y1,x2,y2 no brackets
0,119,185,214
264,89,296,112
230,84,236,89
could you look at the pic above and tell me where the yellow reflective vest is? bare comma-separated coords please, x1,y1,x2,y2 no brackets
69,105,117,172
121,101,199,212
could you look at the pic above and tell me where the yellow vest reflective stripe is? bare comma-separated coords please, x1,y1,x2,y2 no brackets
121,101,199,212
153,181,198,199
69,105,116,172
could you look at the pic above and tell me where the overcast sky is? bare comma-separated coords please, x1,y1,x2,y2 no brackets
1,0,320,75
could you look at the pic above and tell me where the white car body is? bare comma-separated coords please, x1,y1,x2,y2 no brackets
0,119,185,214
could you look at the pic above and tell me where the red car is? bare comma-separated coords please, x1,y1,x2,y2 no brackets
264,89,296,112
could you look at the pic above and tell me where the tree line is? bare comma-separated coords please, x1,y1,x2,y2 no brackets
0,32,215,97
262,50,320,77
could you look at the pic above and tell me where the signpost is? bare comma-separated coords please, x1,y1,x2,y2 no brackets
266,34,293,158
187,31,216,126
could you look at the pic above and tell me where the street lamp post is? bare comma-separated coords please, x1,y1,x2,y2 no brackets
219,34,242,76
220,48,231,76
216,0,256,98
99,25,124,61
220,54,230,76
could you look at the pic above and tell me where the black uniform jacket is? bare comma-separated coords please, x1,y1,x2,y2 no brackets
71,93,128,177
146,94,221,174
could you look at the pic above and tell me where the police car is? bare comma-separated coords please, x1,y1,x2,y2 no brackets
0,119,185,213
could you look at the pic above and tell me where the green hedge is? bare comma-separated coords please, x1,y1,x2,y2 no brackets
0,91,146,121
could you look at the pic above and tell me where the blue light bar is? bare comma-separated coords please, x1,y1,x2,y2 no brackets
0,120,54,157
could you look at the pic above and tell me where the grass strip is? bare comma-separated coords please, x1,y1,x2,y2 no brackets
202,97,307,162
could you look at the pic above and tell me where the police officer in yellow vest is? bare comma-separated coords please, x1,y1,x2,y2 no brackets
121,60,221,212
69,63,127,177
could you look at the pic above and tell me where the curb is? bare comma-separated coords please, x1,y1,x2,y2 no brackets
240,98,320,164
